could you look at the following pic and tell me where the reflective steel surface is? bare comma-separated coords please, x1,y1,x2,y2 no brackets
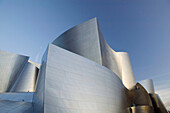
0,92,33,102
52,17,136,89
0,100,33,113
130,106,154,113
0,50,29,92
10,62,38,92
33,44,131,113
139,79,155,94
0,18,168,113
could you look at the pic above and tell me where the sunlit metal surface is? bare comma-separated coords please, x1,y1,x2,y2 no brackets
0,18,168,113
10,62,39,92
52,17,135,89
0,50,29,92
33,44,131,113
139,79,155,94
28,60,41,69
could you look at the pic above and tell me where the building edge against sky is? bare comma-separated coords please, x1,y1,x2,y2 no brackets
0,18,169,113
52,17,136,90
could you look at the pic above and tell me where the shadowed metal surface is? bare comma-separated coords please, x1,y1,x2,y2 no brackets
33,44,131,113
0,100,33,113
132,83,153,106
10,62,39,92
33,49,48,113
152,74,170,110
139,79,168,112
0,50,29,92
130,106,154,113
0,92,33,102
52,18,136,89
155,94,168,113
150,94,168,113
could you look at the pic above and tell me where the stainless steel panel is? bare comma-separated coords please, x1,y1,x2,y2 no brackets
0,18,168,113
130,83,153,106
139,79,155,94
130,106,154,113
0,100,33,113
52,18,136,89
33,48,48,113
34,44,131,113
152,94,168,113
98,26,136,89
0,92,33,102
10,62,38,92
0,50,29,92
52,18,102,64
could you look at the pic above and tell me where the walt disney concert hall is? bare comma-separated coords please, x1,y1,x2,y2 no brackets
0,18,168,113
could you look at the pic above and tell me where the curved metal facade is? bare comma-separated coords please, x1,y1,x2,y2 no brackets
10,62,39,92
139,79,155,94
0,50,29,92
52,18,102,64
0,50,39,93
0,18,168,113
132,83,153,106
130,106,154,113
52,18,136,89
34,44,131,113
139,79,168,113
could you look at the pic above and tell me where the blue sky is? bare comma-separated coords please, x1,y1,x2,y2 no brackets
0,0,170,109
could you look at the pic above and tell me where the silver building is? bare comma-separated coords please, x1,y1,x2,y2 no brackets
0,18,168,113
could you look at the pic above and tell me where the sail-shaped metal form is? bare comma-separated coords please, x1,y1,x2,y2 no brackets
52,18,136,89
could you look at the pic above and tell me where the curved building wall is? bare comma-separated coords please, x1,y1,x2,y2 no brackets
52,18,102,64
0,92,33,102
155,94,168,113
52,18,136,89
10,62,39,92
117,52,136,89
28,60,41,69
34,44,131,113
33,47,48,113
139,79,155,94
139,79,168,112
0,50,29,92
98,25,136,89
130,106,154,113
98,28,122,79
133,83,153,106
